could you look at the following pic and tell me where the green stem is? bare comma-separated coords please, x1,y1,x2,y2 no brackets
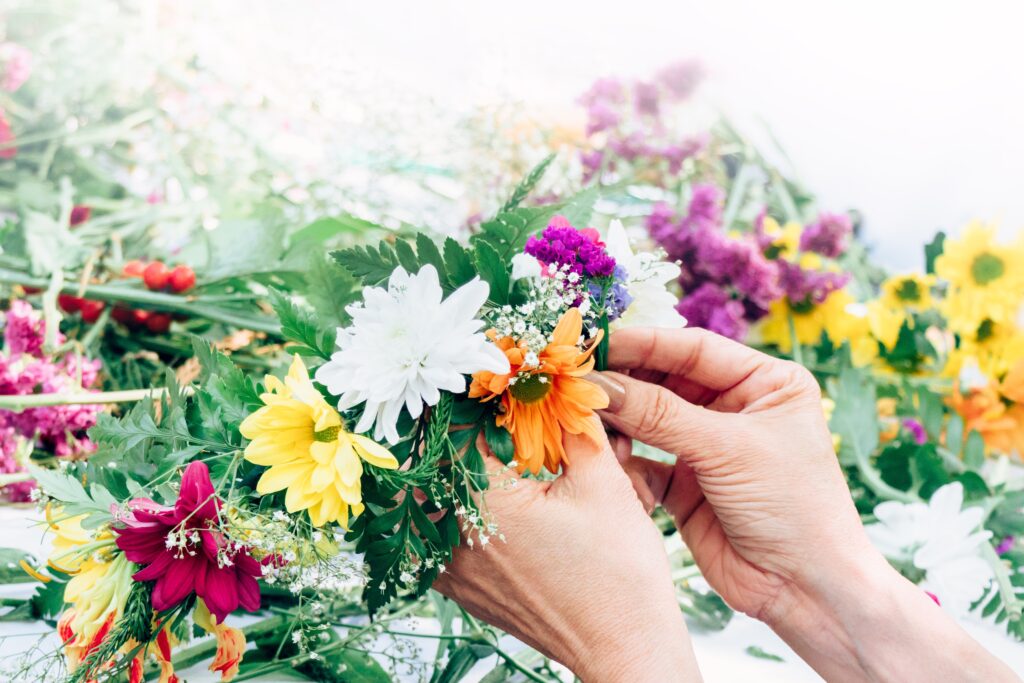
982,543,1023,622
787,314,804,366
0,387,183,413
0,267,281,335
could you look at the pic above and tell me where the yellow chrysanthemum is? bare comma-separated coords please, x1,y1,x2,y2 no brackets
240,355,399,528
880,273,935,311
935,222,1024,334
866,300,906,351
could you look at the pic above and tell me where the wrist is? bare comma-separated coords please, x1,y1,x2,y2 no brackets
565,606,698,682
764,538,1016,682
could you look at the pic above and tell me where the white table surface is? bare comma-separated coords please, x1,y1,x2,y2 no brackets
0,506,1020,681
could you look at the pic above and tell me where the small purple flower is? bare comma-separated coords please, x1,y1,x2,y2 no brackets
676,282,747,340
656,59,704,100
996,536,1015,555
778,260,850,306
800,212,852,259
608,132,649,162
4,300,57,357
601,265,634,321
902,418,928,445
584,101,621,136
580,149,605,184
633,80,661,116
661,135,706,174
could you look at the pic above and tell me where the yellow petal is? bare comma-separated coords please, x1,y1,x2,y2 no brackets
334,439,363,487
257,462,313,495
351,435,399,469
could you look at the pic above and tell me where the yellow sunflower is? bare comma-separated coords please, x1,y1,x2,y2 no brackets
759,289,856,353
760,216,802,260
943,318,1024,382
880,273,935,311
240,355,399,528
469,308,608,475
935,222,1024,334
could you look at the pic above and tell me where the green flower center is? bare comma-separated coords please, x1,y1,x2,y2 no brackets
313,425,341,443
976,318,996,342
895,279,921,302
509,374,553,404
971,252,1005,285
790,297,815,315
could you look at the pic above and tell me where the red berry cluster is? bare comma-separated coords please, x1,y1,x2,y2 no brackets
56,261,197,334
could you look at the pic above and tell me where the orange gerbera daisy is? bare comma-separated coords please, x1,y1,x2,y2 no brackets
469,307,609,474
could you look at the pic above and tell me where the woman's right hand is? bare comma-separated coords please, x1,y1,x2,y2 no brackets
592,327,1018,682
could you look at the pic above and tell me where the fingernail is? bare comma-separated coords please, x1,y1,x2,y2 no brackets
588,371,625,413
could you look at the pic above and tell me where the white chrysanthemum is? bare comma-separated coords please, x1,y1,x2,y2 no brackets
315,265,510,444
604,220,686,331
866,482,993,616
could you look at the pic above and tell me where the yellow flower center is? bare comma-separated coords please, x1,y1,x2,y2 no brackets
895,278,921,302
509,373,553,404
971,252,1004,285
313,426,341,443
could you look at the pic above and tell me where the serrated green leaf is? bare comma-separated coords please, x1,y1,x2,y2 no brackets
501,152,555,212
473,241,510,305
303,252,360,328
444,237,477,287
416,233,447,283
331,241,399,286
268,288,336,360
394,238,420,274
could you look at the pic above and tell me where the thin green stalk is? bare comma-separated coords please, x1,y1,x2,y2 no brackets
982,543,1023,623
0,387,182,412
0,267,281,335
787,315,804,367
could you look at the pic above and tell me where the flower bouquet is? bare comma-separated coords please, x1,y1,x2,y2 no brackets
22,166,686,682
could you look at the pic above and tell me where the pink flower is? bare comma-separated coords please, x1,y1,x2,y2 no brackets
114,462,262,622
0,43,32,93
0,109,15,160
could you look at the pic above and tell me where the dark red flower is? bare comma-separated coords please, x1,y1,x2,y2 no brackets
114,462,262,622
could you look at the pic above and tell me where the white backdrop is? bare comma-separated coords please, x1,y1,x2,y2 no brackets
232,0,1024,270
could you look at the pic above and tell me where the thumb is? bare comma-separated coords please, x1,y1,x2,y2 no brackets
589,371,729,460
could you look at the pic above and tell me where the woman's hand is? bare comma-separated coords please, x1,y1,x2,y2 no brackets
593,327,1018,682
433,428,701,683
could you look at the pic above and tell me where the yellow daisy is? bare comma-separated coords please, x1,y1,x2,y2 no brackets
761,216,802,260
759,289,855,353
240,355,399,528
935,222,1024,334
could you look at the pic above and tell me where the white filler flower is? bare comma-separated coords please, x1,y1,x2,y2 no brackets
603,220,686,331
315,264,509,444
866,482,993,616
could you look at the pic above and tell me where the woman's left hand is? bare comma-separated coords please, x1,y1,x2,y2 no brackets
433,426,700,683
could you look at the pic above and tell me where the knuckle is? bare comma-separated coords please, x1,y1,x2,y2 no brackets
776,359,820,397
637,387,677,437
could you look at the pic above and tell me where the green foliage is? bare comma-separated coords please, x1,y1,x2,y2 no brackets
473,241,510,306
500,153,555,213
331,240,402,286
828,366,879,469
745,646,785,662
924,231,946,274
303,252,361,328
269,288,337,359
0,548,37,584
483,419,514,465
29,465,118,525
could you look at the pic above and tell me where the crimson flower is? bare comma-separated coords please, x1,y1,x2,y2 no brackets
114,461,261,622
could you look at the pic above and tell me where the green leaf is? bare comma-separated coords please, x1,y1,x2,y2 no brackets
484,420,515,465
199,216,288,280
436,643,497,683
876,441,915,491
473,241,510,305
416,233,447,283
28,465,118,522
0,548,36,584
964,430,986,469
911,445,950,499
409,498,442,547
332,240,400,286
501,152,555,212
288,213,384,251
304,252,360,328
745,645,785,662
444,237,477,287
829,366,879,468
268,288,336,360
946,414,964,456
924,231,946,274
557,184,599,227
394,238,420,273
954,471,990,499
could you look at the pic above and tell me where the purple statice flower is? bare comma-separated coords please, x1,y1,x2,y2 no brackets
902,418,928,445
801,212,852,258
633,80,661,116
580,149,605,184
608,131,650,162
579,78,626,137
777,260,850,306
656,59,704,100
676,282,747,340
661,134,707,174
3,300,61,357
524,216,616,278
996,536,1015,555
596,265,634,322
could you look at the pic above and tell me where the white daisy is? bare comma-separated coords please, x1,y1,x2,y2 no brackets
603,220,686,331
315,264,510,444
866,482,993,616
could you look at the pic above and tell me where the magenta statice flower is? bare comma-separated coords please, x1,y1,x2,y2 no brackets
676,282,747,339
0,427,33,502
800,212,852,258
115,461,263,623
996,536,1015,555
902,418,928,445
524,216,616,278
777,260,849,305
633,80,660,116
580,149,605,184
4,300,57,357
